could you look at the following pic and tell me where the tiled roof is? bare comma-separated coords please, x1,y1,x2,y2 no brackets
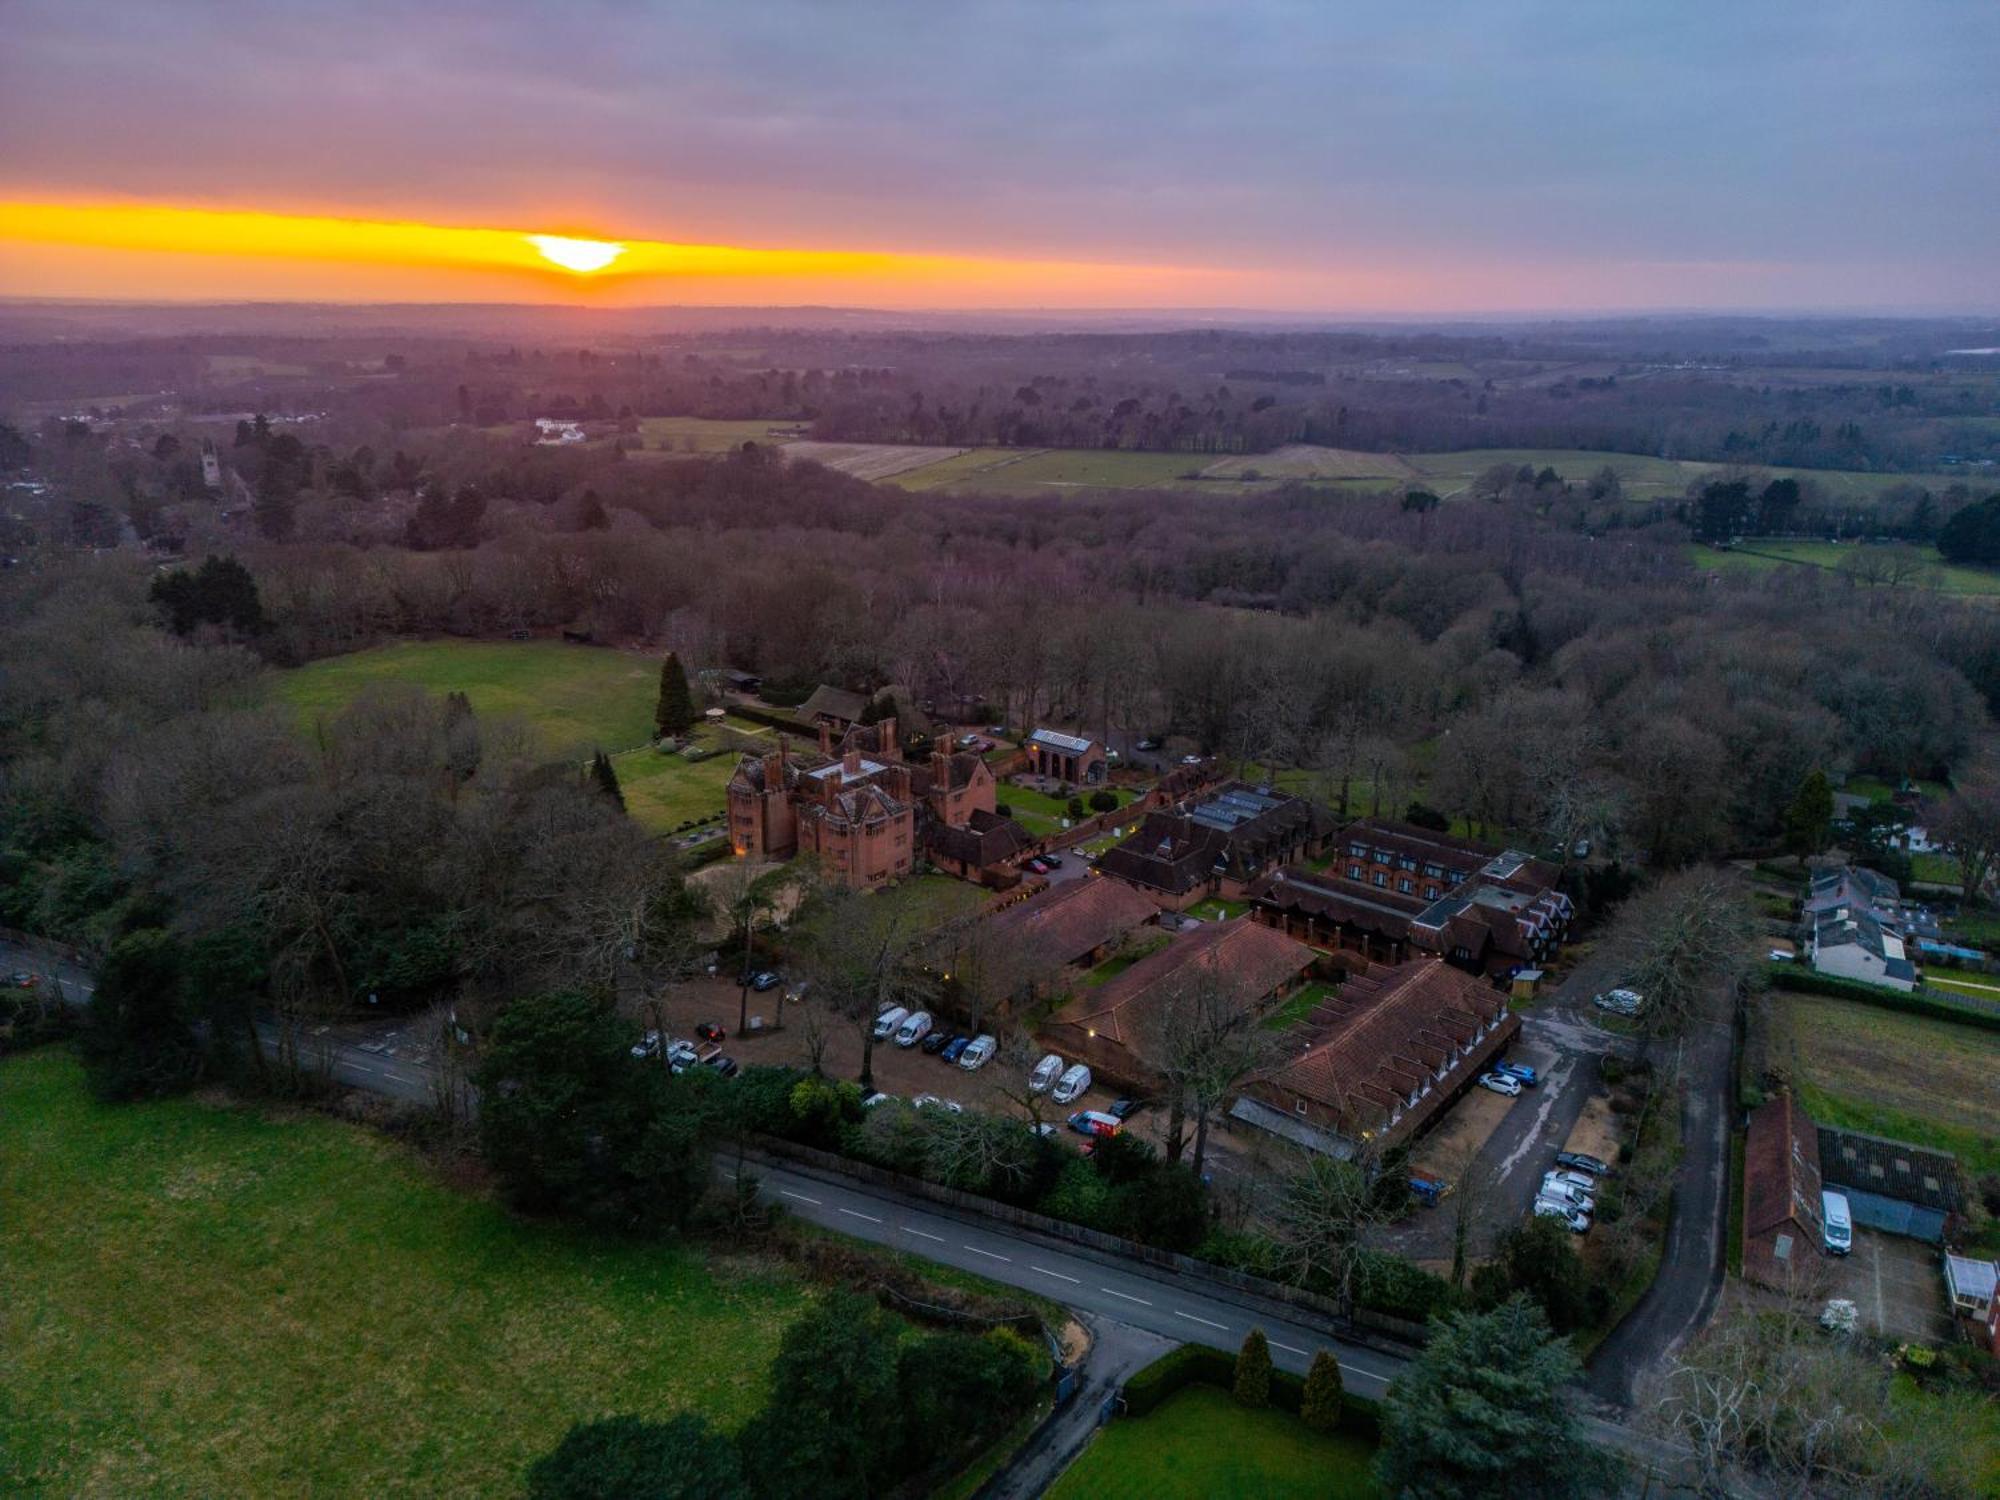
799,684,869,724
987,876,1159,967
1050,917,1315,1050
1253,959,1506,1131
1745,1093,1823,1240
929,809,1032,870
1818,1126,1963,1213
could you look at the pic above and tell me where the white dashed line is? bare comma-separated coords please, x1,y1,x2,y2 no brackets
780,1189,822,1206
1032,1265,1082,1284
1175,1310,1228,1330
966,1246,1011,1262
1102,1288,1153,1306
1269,1341,1309,1357
838,1207,884,1224
905,1228,946,1243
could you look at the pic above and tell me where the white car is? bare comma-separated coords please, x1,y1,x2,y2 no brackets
1534,1197,1591,1233
1029,1053,1065,1094
861,1091,897,1109
1479,1072,1523,1097
631,1030,663,1059
895,1010,933,1048
1540,1175,1596,1213
912,1094,964,1114
871,1005,909,1041
1052,1062,1092,1104
957,1034,997,1071
1593,988,1644,1016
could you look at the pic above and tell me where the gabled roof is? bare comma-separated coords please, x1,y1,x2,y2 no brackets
1050,918,1315,1054
1745,1093,1823,1240
987,875,1159,967
799,684,869,724
1028,727,1098,755
928,809,1032,870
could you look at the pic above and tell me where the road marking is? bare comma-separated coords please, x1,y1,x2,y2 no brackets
382,1072,417,1084
1032,1265,1082,1284
905,1228,946,1243
1269,1341,1309,1356
838,1207,884,1224
1102,1288,1153,1306
966,1246,1011,1262
779,1189,822,1206
1175,1310,1228,1330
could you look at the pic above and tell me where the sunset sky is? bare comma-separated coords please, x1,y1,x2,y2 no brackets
2,0,1994,313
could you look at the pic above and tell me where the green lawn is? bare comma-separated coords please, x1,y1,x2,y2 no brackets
1049,1384,1381,1500
1262,981,1336,1032
1692,540,2000,596
1185,897,1250,923
611,742,741,830
0,1049,811,1497
999,783,1135,836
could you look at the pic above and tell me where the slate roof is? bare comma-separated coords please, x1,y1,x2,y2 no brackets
1818,1125,1963,1213
986,875,1160,968
799,684,870,725
928,808,1033,871
1094,783,1333,895
1028,728,1098,755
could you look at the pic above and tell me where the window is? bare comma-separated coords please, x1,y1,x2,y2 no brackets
1423,862,1444,878
1399,856,1418,871
1423,885,1439,900
1372,871,1387,887
1349,864,1364,880
1398,877,1414,894
1448,870,1465,885
1349,842,1367,858
1773,1233,1792,1262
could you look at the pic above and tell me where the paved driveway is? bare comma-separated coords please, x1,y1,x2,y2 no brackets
1828,1230,1953,1343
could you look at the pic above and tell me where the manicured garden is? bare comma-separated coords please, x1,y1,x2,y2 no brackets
999,781,1136,836
1048,1384,1381,1500
0,1049,812,1496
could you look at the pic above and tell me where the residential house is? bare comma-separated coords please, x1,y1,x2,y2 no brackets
1025,728,1108,785
1248,819,1572,980
1231,957,1518,1160
798,684,871,734
1809,906,1917,990
1041,917,1317,1091
1094,782,1338,910
1742,1093,1825,1287
929,808,1034,887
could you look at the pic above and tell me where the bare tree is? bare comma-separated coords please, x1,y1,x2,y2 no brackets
1265,1147,1397,1308
1931,763,2000,906
1599,868,1757,1039
795,885,936,1092
1148,965,1277,1179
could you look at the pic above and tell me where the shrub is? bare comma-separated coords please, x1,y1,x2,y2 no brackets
1234,1328,1272,1408
1767,965,2000,1033
1066,796,1086,820
1352,1251,1459,1322
1300,1350,1344,1433
526,1414,745,1500
1088,790,1118,813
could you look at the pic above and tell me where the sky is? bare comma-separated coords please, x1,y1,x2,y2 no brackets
1,0,1994,314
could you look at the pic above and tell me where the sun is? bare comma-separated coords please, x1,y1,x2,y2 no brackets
526,234,625,274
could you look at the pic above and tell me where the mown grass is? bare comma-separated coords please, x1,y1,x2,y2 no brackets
999,783,1135,836
0,1049,811,1498
1773,992,2000,1174
1262,981,1336,1032
634,416,806,453
1692,540,2000,596
1048,1384,1381,1500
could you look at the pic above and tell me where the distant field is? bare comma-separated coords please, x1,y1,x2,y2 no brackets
891,447,1223,493
1771,991,2000,1174
206,353,310,378
783,440,970,480
635,416,807,453
0,1049,810,1497
1199,444,1417,483
1399,448,1967,504
1692,540,2000,596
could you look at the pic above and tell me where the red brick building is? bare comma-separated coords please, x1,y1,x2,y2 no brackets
1025,728,1107,785
1093,783,1337,910
1247,819,1572,980
1233,958,1517,1159
1742,1093,1825,1288
986,876,1161,971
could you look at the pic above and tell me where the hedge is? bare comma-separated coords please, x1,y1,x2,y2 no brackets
1118,1343,1381,1440
1765,965,2000,1033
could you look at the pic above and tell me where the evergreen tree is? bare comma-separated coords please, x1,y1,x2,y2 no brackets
1376,1297,1610,1500
1233,1327,1272,1409
527,1414,745,1500
655,652,695,739
79,928,202,1101
1783,768,1834,861
1300,1349,1344,1433
589,750,626,811
1938,494,2000,566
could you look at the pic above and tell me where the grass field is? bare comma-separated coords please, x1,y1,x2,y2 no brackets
999,783,1136,836
1771,992,2000,1174
634,416,806,453
0,1049,811,1497
1692,540,2000,596
1048,1384,1381,1500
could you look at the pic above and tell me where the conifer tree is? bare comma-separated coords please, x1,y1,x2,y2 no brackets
656,652,695,738
1300,1349,1344,1432
1233,1327,1271,1409
589,750,625,812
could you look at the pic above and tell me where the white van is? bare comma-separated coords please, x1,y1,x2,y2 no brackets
957,1033,997,1071
1052,1062,1092,1104
872,1006,909,1042
1029,1053,1065,1094
895,1010,933,1048
1822,1189,1853,1255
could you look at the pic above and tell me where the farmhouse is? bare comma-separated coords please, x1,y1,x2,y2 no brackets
1024,728,1108,785
1041,917,1316,1090
1247,819,1571,980
1230,958,1517,1159
1094,782,1337,910
1742,1093,1826,1288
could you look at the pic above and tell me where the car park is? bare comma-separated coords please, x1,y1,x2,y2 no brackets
1534,1198,1591,1233
940,1035,972,1063
1029,1053,1065,1093
1555,1151,1611,1178
921,1031,953,1055
1107,1097,1143,1121
872,1006,909,1041
1495,1061,1538,1088
695,1021,726,1044
957,1034,997,1070
1479,1071,1523,1097
895,1010,933,1048
1052,1062,1092,1104
1068,1110,1121,1137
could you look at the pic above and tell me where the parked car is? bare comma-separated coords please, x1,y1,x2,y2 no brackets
631,1030,663,1059
1029,1053,1065,1093
6,971,36,988
666,1040,700,1072
1768,948,1796,963
912,1094,964,1114
861,1091,897,1109
1409,1173,1450,1207
921,1031,953,1055
940,1035,972,1063
1052,1062,1092,1104
1540,1174,1596,1212
1593,987,1645,1016
1822,1189,1853,1255
702,1054,739,1078
895,1010,934,1048
695,1021,727,1044
1041,851,1063,868
872,1006,910,1041
1555,1151,1612,1178
1534,1198,1591,1233
1180,753,1203,765
1479,1072,1523,1097
746,970,781,992
1495,1061,1539,1088
1135,737,1161,751
1107,1097,1144,1121
1033,1122,1060,1138
957,1034,997,1071
1068,1110,1121,1137
784,980,811,1004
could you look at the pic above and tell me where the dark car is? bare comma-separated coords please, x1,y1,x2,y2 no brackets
695,1021,727,1044
1107,1096,1144,1121
940,1035,972,1063
1495,1061,1539,1088
702,1054,740,1078
1041,851,1063,868
1555,1151,1612,1178
1135,737,1161,751
920,1031,953,1055
746,970,781,992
